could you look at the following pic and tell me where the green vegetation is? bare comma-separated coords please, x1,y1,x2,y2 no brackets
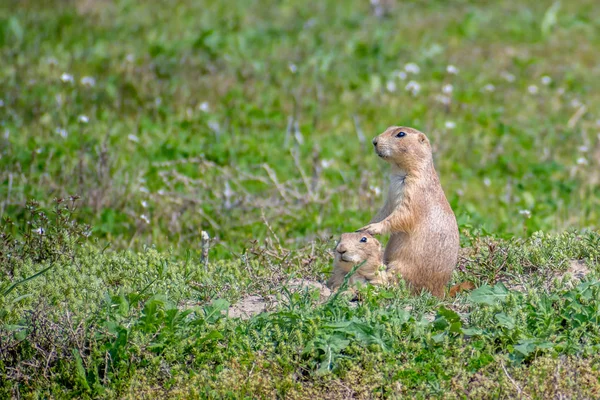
1,0,600,398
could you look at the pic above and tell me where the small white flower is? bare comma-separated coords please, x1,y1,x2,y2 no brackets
578,145,588,152
392,69,407,80
34,227,45,235
55,127,68,138
128,134,140,143
405,80,421,96
570,99,582,108
445,121,456,129
434,95,451,105
3,129,9,139
0,99,4,107
483,177,491,187
126,54,135,63
482,84,495,93
321,159,333,169
386,80,397,92
576,157,588,165
541,76,552,85
141,200,148,208
501,72,515,82
155,97,162,106
140,214,150,224
208,121,221,133
78,115,89,124
456,189,464,196
80,76,96,87
446,65,459,74
288,63,297,73
370,185,381,196
46,57,58,66
157,189,165,195
61,73,74,83
519,209,531,218
139,187,149,193
198,101,210,112
56,94,63,106
442,84,453,94
36,148,43,154
528,85,539,95
557,87,565,95
404,63,420,74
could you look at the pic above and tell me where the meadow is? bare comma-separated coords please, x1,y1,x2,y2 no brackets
1,0,600,398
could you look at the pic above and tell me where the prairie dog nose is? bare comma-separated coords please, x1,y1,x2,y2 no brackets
336,244,347,254
372,137,378,146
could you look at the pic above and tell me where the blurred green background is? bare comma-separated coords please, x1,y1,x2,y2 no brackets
1,0,599,257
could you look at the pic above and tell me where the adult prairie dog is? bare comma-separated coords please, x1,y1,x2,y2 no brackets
327,232,387,290
358,126,459,298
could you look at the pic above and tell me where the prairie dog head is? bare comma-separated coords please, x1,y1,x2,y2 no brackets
334,232,382,272
372,126,432,171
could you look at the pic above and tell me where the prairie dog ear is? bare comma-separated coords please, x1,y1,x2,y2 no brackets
418,133,427,143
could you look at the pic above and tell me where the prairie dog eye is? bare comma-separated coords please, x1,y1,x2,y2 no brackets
360,237,367,243
396,131,406,138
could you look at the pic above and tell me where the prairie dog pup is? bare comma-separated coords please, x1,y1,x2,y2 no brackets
358,126,459,298
327,233,387,290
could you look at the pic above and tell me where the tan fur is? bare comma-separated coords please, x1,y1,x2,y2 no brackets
358,126,459,298
327,233,387,290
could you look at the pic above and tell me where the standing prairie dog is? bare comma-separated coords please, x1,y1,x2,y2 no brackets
327,233,387,290
358,126,459,298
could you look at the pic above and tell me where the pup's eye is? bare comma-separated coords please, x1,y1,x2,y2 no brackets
360,237,367,243
396,131,406,138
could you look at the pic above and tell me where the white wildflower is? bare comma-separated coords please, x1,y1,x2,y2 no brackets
128,134,140,143
126,54,135,63
80,76,96,87
3,129,9,139
55,127,68,138
392,70,407,80
321,159,333,169
557,87,565,95
528,85,539,95
541,76,552,85
501,72,515,82
198,101,210,112
483,177,491,187
141,200,148,208
46,57,58,66
577,157,588,165
61,73,74,83
404,63,420,74
78,115,89,124
157,189,165,195
34,227,45,235
519,209,531,218
288,63,297,73
578,145,588,152
386,80,397,92
208,121,221,133
370,185,381,196
140,214,150,224
155,97,162,106
434,95,451,105
442,84,453,94
570,99,582,108
0,99,4,107
139,187,149,193
482,84,495,92
405,80,420,96
446,65,459,74
445,121,456,129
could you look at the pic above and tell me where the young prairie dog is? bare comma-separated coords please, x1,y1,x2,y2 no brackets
327,233,387,290
358,126,459,298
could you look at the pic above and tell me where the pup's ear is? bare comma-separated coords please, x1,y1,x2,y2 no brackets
418,133,427,143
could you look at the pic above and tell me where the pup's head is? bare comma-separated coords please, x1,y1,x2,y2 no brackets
372,126,432,171
334,232,382,271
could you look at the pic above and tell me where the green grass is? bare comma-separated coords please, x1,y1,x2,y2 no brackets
1,0,600,397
